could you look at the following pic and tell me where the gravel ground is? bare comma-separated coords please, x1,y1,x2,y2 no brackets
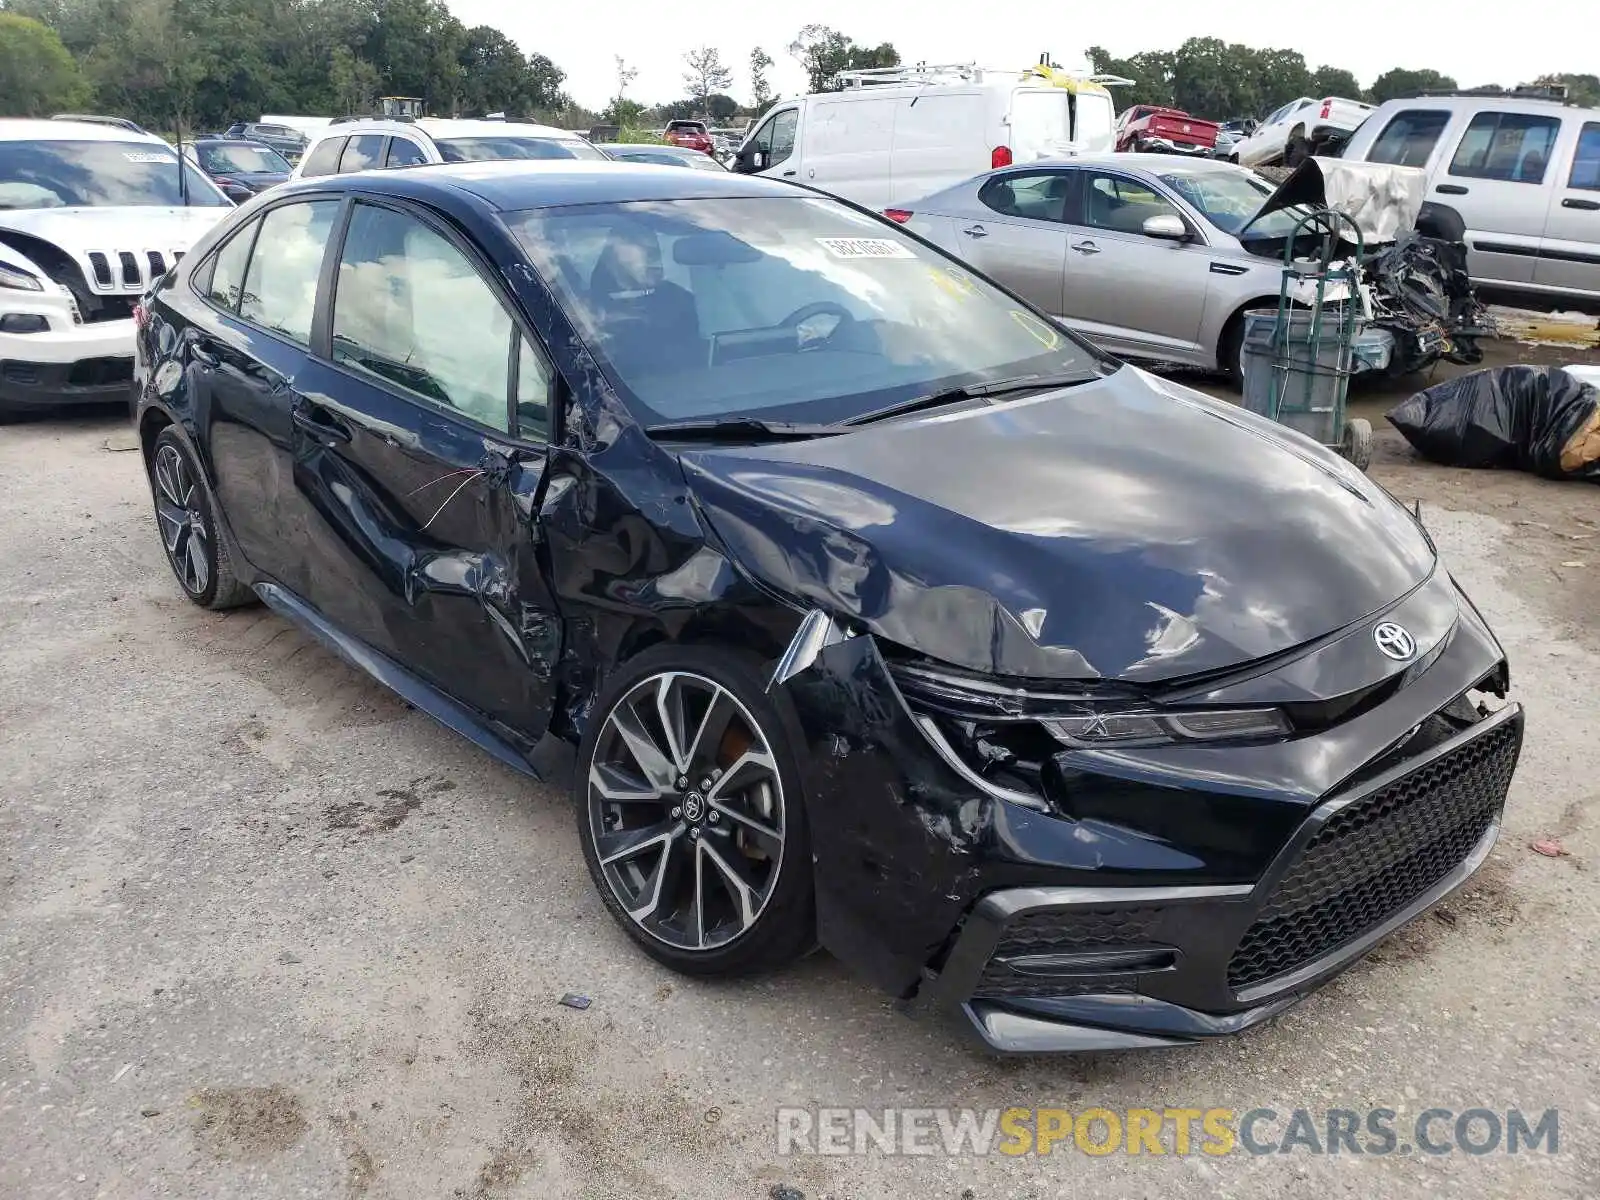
2,372,1597,1198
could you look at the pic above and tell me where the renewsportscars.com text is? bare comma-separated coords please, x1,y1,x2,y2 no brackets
775,1106,1560,1157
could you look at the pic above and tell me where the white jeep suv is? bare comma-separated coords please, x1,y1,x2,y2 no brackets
291,118,608,180
0,118,231,416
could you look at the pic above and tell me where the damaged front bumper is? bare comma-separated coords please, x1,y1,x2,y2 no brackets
776,577,1523,1053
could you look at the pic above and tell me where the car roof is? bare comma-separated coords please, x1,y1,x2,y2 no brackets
313,118,584,142
278,159,805,211
1366,94,1600,118
1019,152,1246,176
0,118,167,144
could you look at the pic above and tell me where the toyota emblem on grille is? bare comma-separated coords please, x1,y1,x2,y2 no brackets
1373,622,1417,661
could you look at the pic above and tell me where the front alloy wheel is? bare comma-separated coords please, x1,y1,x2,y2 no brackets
578,649,814,975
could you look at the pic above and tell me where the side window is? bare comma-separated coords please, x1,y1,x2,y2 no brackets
978,171,1070,222
769,110,798,165
331,202,520,433
515,336,554,441
339,134,385,174
1569,122,1600,191
239,201,338,344
1449,111,1562,183
1367,110,1451,168
201,218,259,311
299,136,346,178
1080,172,1180,234
385,137,428,168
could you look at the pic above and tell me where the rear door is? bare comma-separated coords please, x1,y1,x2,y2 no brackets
289,197,561,738
1057,168,1212,357
941,169,1070,315
189,197,342,596
1434,107,1564,286
888,90,987,205
1534,117,1600,296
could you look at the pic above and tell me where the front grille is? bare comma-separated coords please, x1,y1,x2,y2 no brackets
88,252,113,286
1228,718,1520,991
118,251,141,288
146,250,167,278
974,906,1161,999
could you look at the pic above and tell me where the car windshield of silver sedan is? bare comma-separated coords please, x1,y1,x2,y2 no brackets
0,141,228,209
437,136,609,162
508,196,1095,425
1158,167,1309,238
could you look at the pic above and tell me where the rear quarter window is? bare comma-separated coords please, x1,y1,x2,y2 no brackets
299,136,347,178
1366,110,1451,167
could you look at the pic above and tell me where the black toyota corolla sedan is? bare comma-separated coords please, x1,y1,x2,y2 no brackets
132,162,1523,1053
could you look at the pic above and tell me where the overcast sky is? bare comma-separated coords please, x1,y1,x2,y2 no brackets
443,0,1590,112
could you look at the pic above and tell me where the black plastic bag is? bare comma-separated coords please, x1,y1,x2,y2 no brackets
1387,365,1600,483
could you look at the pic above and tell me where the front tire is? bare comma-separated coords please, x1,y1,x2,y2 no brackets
149,427,254,610
576,644,815,976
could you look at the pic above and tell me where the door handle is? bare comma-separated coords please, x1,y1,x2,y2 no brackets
1435,184,1470,195
1563,197,1600,211
782,169,797,177
1071,240,1100,255
961,224,988,239
292,404,351,444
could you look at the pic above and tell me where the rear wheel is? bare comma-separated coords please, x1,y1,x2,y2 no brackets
576,644,815,976
1284,127,1313,167
149,427,254,610
1221,315,1250,387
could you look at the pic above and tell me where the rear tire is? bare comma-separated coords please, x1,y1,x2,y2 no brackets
575,643,816,977
1284,128,1313,167
1221,316,1249,387
149,427,255,610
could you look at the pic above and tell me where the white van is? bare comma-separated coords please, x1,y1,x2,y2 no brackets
732,63,1125,210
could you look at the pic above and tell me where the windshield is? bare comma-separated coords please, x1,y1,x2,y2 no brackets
508,196,1095,425
1158,167,1308,237
197,142,291,175
0,140,227,209
437,136,609,163
613,148,726,171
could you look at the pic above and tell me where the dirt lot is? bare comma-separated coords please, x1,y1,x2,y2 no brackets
3,350,1599,1199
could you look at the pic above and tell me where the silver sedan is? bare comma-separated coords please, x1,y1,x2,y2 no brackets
902,154,1306,379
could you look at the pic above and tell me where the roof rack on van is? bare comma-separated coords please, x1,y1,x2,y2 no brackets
1418,84,1570,103
51,113,147,134
329,114,417,125
836,62,988,89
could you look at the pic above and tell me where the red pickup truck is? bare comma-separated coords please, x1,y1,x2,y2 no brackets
1114,106,1220,157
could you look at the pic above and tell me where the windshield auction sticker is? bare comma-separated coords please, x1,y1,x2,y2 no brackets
814,237,916,260
123,152,178,163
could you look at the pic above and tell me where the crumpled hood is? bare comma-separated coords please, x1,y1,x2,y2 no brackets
680,368,1436,683
0,206,229,250
0,206,229,292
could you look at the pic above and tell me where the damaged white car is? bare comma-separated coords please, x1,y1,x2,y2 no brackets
0,118,231,417
898,154,1488,381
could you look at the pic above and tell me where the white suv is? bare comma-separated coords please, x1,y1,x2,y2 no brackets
291,118,608,180
0,118,231,416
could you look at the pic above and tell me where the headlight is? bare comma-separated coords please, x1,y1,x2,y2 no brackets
889,659,1288,747
0,263,43,292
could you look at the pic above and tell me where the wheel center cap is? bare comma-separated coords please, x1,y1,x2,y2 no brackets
682,791,707,823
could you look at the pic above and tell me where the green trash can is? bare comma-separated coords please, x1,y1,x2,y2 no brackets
1240,309,1372,468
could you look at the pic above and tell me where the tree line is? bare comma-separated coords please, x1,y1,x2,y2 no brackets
1,5,1591,137
1088,38,1598,118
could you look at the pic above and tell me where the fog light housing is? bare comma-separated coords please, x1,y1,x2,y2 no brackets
0,314,48,334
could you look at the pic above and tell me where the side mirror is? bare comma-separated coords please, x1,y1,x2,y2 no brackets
1142,213,1189,241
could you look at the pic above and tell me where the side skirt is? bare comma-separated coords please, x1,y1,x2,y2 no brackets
254,581,545,780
